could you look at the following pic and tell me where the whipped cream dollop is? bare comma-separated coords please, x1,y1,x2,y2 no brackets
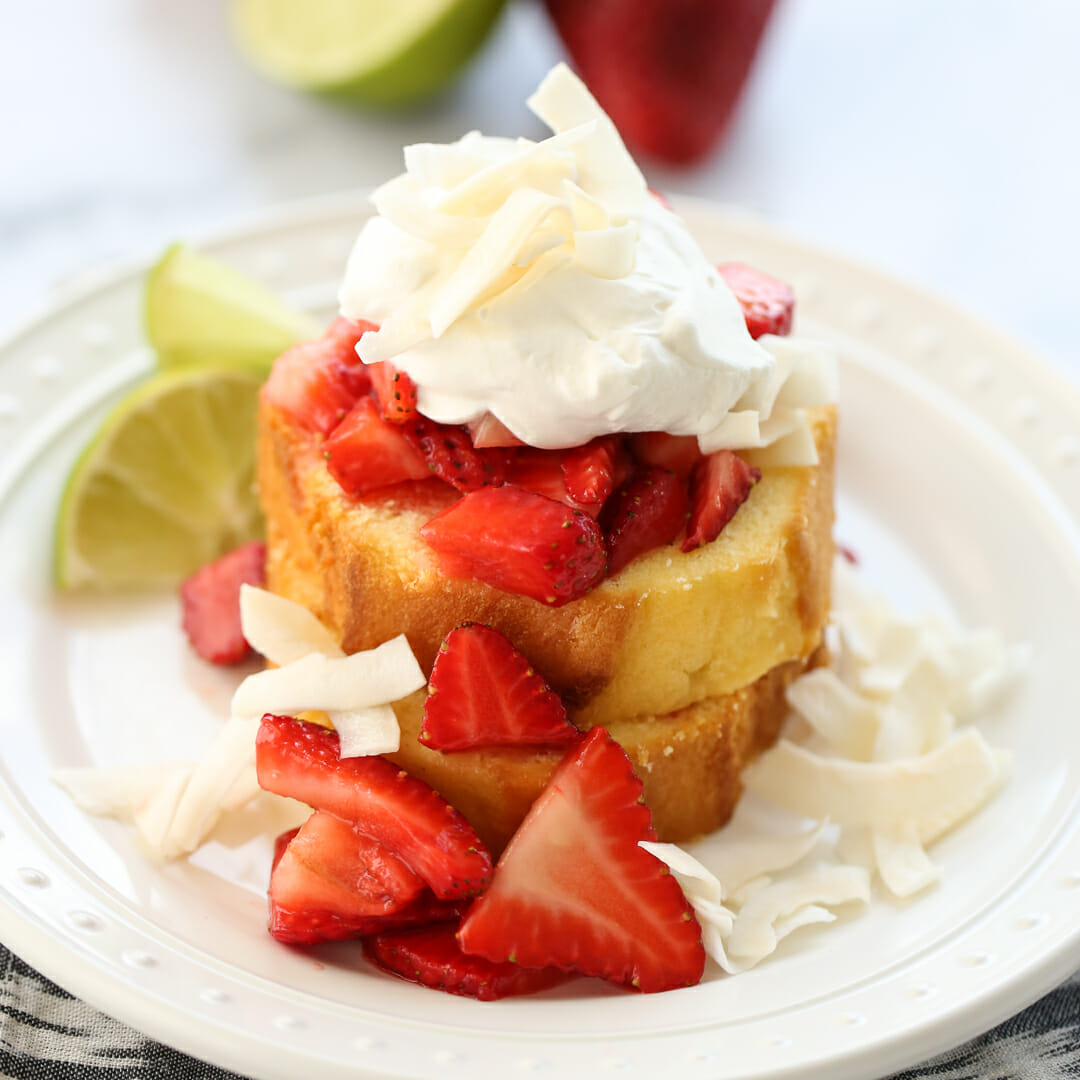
339,63,832,453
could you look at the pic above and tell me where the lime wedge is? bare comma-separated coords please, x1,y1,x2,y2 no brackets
231,0,508,105
56,368,265,589
146,244,319,375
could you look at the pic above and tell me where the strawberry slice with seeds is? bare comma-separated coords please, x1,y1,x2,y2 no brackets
364,923,570,1001
269,810,426,944
562,436,631,507
323,396,431,497
368,361,419,424
457,726,705,993
256,715,493,900
604,468,689,575
420,486,607,607
506,450,599,518
420,624,579,751
717,263,794,339
180,540,266,664
682,450,761,553
630,432,701,476
404,417,507,492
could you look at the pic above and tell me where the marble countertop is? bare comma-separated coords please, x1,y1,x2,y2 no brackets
2,0,1078,382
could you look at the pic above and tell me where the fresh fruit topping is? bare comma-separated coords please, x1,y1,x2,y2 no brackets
55,368,265,589
420,486,608,607
457,727,705,993
256,714,492,899
716,262,795,339
682,450,761,553
562,436,630,507
323,315,378,357
145,243,319,374
543,0,778,164
629,432,701,476
403,417,507,492
505,449,598,517
421,624,579,751
273,827,300,869
369,361,419,424
466,414,525,449
269,810,426,944
180,540,266,664
364,923,568,1001
323,396,430,497
604,468,689,575
262,333,371,436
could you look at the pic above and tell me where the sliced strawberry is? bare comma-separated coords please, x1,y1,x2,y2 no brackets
256,715,493,900
368,361,419,425
269,810,426,944
273,827,300,870
180,540,266,664
420,486,607,607
364,923,569,1001
505,450,599,518
605,468,689,576
466,413,525,449
562,436,630,507
630,432,701,476
717,262,795,339
323,396,431,497
421,624,579,751
262,322,373,436
682,450,761,553
403,417,506,492
457,727,705,993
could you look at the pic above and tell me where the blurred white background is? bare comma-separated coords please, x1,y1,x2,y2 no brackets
1,0,1078,377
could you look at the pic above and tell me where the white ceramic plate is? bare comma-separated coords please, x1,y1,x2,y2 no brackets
1,194,1079,1080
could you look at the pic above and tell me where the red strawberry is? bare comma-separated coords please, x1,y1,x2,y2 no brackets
262,322,373,436
256,715,493,900
364,923,569,1001
420,486,607,607
544,0,778,164
505,450,599,518
420,624,579,751
180,540,266,664
368,361,419,424
323,396,430,497
562,436,630,507
466,413,525,449
273,827,300,870
630,432,701,476
457,727,705,993
604,468,689,575
404,417,507,492
717,262,795,339
269,810,426,944
682,450,761,553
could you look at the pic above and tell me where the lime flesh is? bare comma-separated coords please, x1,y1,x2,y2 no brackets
55,368,265,590
146,244,319,375
231,0,509,105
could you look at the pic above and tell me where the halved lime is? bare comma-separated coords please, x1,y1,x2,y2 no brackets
146,244,319,375
231,0,509,105
56,368,265,589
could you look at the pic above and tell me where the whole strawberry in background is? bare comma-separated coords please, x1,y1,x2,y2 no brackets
543,0,779,164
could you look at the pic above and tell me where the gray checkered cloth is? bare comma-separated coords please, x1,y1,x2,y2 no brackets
0,944,1076,1079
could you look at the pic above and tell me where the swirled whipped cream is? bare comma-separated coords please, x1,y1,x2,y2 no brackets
339,64,833,455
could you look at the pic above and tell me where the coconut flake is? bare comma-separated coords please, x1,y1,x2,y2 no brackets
785,669,879,760
328,705,400,757
873,823,940,898
239,585,344,666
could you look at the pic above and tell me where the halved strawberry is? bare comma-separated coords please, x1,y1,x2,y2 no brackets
630,432,701,476
364,923,569,1001
256,715,493,900
604,468,689,575
466,413,525,449
717,262,795,339
505,450,599,518
404,417,507,492
562,436,630,507
420,486,607,607
262,321,373,436
180,540,266,664
368,361,419,425
682,450,761,553
420,624,579,751
323,396,431,497
457,727,705,993
269,810,426,944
